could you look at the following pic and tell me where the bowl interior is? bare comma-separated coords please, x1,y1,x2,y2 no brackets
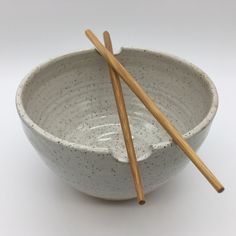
18,49,215,161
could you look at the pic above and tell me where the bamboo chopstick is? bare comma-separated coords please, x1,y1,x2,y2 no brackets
85,29,224,193
103,31,145,205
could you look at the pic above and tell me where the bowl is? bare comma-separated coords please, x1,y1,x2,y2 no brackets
16,48,218,200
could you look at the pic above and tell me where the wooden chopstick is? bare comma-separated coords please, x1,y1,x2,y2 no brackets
103,31,145,205
85,29,224,193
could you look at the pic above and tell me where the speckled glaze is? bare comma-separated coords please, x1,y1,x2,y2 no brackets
16,48,218,200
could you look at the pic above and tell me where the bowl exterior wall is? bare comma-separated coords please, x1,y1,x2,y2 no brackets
20,118,212,200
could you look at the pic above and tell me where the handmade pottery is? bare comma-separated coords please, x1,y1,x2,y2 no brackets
16,48,218,200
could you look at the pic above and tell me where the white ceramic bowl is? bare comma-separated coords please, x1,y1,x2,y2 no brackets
16,48,218,200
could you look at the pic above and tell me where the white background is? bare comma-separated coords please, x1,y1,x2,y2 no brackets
0,0,235,235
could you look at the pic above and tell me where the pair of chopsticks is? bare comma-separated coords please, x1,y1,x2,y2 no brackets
85,29,224,205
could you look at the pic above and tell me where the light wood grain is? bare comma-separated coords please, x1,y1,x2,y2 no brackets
85,29,224,193
103,31,145,205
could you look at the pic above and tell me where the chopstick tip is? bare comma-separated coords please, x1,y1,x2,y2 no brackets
85,29,92,36
217,186,225,193
103,30,109,36
139,200,146,205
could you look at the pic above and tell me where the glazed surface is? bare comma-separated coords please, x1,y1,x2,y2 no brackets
21,49,213,162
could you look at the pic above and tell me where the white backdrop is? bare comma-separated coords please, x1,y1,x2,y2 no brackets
0,0,235,235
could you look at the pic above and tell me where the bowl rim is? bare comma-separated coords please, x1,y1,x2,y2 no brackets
16,48,218,156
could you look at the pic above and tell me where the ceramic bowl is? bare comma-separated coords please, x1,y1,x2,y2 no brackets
16,48,218,200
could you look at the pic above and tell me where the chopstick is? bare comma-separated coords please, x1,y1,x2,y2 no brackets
85,29,224,193
103,31,145,205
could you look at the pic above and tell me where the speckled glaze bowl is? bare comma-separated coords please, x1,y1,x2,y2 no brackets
16,48,218,200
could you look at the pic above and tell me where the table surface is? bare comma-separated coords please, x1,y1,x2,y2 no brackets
1,1,235,235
